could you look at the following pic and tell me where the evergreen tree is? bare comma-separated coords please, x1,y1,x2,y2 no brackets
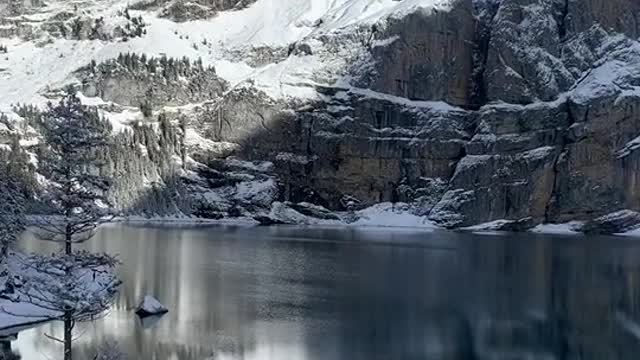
7,135,37,201
0,163,24,277
33,87,113,255
11,89,120,360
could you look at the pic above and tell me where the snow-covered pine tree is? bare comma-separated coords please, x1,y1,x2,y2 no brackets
33,87,113,255
0,162,25,277
4,135,37,203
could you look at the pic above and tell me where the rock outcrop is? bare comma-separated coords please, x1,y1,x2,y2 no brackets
135,295,168,317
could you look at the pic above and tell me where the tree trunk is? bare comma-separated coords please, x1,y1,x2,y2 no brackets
0,243,8,276
64,313,73,360
65,224,72,255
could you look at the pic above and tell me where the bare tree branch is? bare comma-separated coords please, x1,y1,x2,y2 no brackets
44,333,65,344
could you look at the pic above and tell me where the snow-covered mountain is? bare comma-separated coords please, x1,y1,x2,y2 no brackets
0,0,451,106
2,0,640,233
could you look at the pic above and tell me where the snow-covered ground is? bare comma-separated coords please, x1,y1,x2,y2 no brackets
0,250,119,332
0,301,56,336
461,220,515,236
530,222,584,235
349,203,438,229
618,227,640,237
0,254,61,333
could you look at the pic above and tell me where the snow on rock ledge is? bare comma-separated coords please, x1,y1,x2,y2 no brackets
135,296,169,317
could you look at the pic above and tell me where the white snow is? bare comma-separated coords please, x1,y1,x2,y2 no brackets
569,35,640,105
135,295,168,316
618,227,640,237
259,201,438,229
344,86,463,112
530,222,584,235
0,302,57,335
372,35,400,48
351,203,438,229
459,220,586,236
184,128,239,154
617,135,640,158
0,0,454,111
461,219,513,235
0,250,118,331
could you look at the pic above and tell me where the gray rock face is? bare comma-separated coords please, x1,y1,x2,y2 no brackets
566,0,640,38
428,101,570,227
362,1,476,107
198,0,640,231
174,0,640,231
99,0,640,231
283,93,470,210
483,0,573,104
547,95,640,223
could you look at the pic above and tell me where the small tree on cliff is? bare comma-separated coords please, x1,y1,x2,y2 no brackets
34,87,113,255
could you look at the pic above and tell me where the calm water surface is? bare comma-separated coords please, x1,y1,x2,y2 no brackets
8,224,640,359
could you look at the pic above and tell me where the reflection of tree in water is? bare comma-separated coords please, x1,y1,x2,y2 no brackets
71,339,220,360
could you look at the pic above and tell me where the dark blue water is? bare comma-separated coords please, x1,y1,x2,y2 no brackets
8,224,640,359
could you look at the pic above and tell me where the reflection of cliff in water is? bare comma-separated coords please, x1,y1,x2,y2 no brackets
460,236,640,360
15,227,640,360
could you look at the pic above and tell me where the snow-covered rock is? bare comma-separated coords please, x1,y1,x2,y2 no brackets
135,296,168,317
583,210,640,235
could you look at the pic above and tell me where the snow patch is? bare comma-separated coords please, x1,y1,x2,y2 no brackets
530,222,584,235
351,203,437,229
0,0,455,106
617,135,640,158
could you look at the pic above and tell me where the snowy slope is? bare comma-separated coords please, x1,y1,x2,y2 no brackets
0,0,452,112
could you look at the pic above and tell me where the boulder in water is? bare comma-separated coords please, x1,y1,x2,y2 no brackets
135,296,168,317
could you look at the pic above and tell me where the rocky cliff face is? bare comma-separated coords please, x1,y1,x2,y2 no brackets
1,0,640,232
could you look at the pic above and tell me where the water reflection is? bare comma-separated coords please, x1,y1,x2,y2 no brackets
9,225,640,359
